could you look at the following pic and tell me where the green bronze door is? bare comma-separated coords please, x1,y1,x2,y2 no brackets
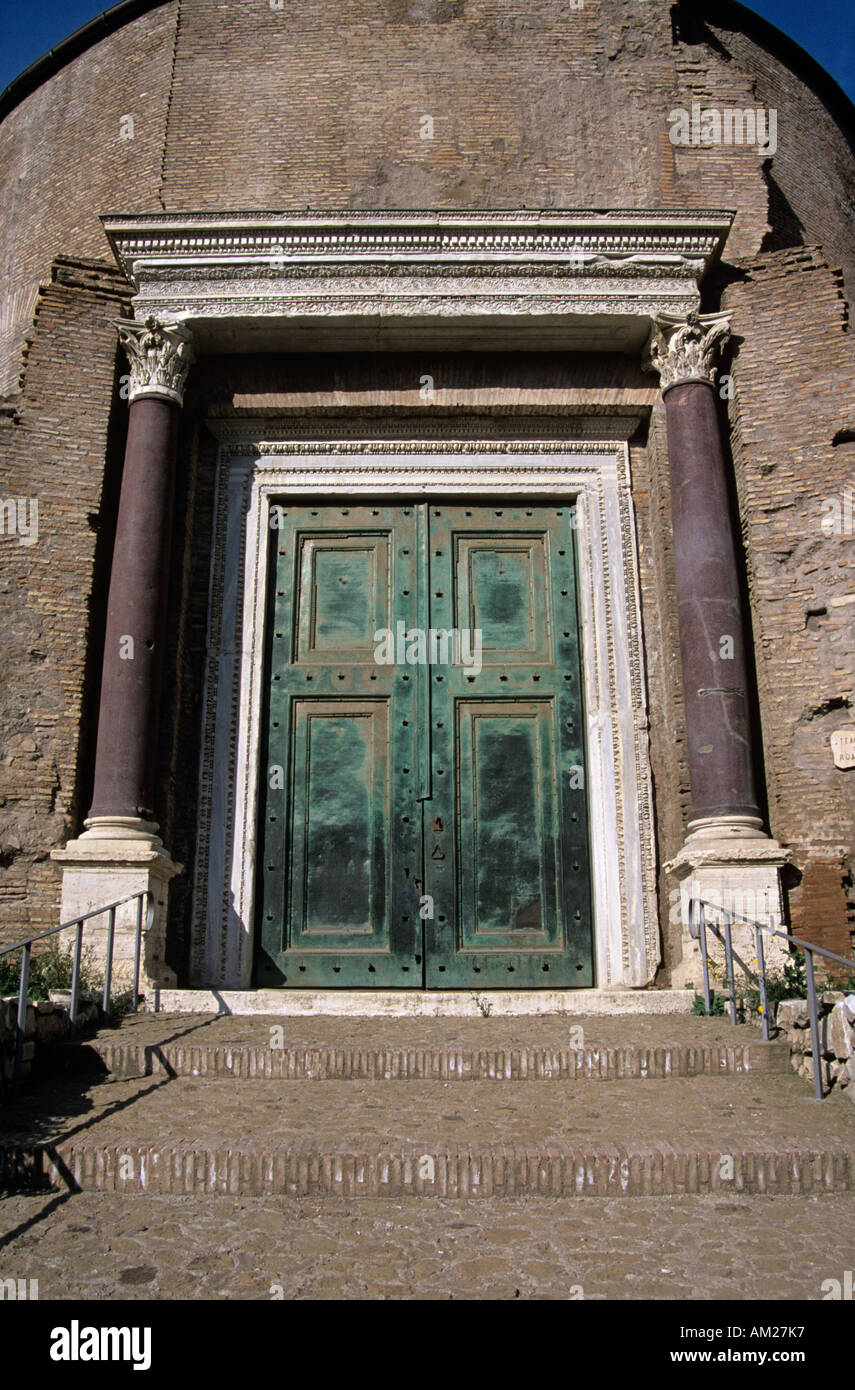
255,501,594,988
423,505,593,987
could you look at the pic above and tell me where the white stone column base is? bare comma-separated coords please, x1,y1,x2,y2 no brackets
666,832,791,994
51,829,182,995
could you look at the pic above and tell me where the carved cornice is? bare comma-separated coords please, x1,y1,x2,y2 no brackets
102,211,734,352
206,419,641,447
103,209,734,270
116,315,195,405
643,310,732,393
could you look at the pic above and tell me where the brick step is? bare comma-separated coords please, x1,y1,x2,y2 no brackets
48,1010,790,1083
3,1140,851,1199
2,1073,853,1199
70,1037,790,1081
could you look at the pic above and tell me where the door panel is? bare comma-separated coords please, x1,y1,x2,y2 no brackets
458,700,559,943
290,700,388,942
296,534,390,660
255,500,594,988
255,505,422,987
424,505,594,987
457,534,551,660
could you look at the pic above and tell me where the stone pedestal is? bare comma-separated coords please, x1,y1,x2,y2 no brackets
52,820,181,993
666,824,791,991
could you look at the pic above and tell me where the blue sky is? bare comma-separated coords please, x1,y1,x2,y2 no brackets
0,1,852,102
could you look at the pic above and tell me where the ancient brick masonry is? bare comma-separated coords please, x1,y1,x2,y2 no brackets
0,259,131,941
723,247,855,955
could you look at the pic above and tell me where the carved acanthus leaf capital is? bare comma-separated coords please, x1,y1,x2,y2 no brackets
643,310,732,392
116,316,194,405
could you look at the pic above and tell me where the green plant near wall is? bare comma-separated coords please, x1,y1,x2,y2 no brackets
692,991,727,1016
691,949,855,1024
0,943,137,1024
0,943,100,1003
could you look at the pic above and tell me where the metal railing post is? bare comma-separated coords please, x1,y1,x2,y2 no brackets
69,919,84,1043
132,892,144,1013
2,891,150,1094
724,914,737,1025
755,925,770,1043
804,947,824,1102
14,943,31,1093
698,905,712,1016
102,906,116,1015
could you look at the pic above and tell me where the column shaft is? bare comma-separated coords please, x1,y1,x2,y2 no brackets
663,379,762,829
88,396,178,821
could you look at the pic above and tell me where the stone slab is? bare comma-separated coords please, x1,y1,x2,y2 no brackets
148,988,698,1018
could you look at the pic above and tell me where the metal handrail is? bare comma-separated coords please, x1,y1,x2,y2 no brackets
688,897,855,1101
1,891,152,1093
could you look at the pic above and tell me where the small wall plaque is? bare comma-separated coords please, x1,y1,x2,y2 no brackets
830,728,855,769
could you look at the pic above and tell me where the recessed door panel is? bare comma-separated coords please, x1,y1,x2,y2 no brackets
457,536,551,661
459,700,559,944
296,535,390,660
290,701,388,942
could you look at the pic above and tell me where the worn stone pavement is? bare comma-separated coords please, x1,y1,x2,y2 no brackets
5,1072,854,1155
72,1010,761,1050
2,1011,853,1299
1,1188,854,1300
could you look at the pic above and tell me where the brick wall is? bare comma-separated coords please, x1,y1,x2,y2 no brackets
0,5,177,391
0,259,131,942
2,0,853,386
721,246,855,957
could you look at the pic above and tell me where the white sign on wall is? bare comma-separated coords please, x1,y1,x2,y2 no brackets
830,728,855,769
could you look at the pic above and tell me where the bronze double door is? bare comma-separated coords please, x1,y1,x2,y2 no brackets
255,501,594,988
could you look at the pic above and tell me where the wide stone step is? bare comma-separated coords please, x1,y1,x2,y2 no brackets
3,1072,853,1198
55,1011,791,1082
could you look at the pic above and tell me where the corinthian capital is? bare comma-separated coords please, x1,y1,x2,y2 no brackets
643,310,732,392
116,316,194,405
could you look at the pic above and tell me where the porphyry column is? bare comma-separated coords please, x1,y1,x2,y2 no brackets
645,311,789,985
53,317,194,993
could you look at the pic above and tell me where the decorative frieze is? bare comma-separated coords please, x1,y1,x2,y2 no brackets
116,315,194,405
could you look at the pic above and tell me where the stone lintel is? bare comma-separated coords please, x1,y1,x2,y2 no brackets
101,209,734,355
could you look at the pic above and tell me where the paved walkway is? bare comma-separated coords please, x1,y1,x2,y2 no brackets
2,1011,852,1299
2,1188,853,1300
75,1010,765,1050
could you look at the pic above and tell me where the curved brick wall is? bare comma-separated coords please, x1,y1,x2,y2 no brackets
1,0,854,392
